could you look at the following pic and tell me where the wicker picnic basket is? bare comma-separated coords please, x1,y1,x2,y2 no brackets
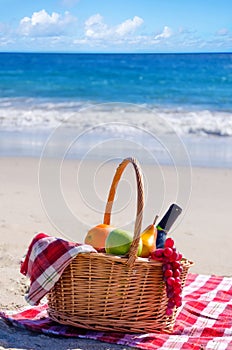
48,157,193,333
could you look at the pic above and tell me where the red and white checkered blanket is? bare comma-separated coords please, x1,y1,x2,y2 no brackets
1,233,232,349
20,233,96,305
1,274,232,348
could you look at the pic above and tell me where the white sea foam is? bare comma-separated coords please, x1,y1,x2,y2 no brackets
0,98,232,137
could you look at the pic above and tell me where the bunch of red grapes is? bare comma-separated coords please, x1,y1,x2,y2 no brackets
150,237,183,316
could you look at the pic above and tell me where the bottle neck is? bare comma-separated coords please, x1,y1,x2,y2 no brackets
157,225,168,234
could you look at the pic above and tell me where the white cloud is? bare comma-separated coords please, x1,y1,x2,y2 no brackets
85,13,103,27
85,14,107,39
2,10,228,52
84,14,143,40
115,16,143,36
19,9,77,37
154,26,172,40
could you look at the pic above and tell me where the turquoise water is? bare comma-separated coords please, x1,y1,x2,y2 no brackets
0,52,232,111
0,52,231,167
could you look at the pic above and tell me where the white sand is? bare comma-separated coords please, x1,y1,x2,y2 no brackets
0,156,232,349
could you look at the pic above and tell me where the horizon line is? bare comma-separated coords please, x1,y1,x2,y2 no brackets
0,51,231,55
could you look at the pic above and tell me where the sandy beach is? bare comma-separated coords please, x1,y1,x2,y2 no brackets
0,156,231,349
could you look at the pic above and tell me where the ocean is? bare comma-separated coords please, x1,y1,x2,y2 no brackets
0,52,232,167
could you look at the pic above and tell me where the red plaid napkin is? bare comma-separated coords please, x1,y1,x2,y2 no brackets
20,233,96,305
1,273,232,349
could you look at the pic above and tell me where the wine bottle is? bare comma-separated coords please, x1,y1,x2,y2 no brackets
156,204,182,248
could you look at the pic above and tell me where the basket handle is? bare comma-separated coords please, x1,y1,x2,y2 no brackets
103,157,144,267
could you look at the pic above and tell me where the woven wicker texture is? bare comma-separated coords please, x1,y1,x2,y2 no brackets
48,157,193,333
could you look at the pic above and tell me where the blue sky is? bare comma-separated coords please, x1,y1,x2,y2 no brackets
0,0,231,52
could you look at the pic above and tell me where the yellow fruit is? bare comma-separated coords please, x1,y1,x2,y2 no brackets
105,228,143,256
140,224,157,258
84,224,114,250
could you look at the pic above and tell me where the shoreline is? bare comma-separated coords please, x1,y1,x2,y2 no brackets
0,128,232,169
